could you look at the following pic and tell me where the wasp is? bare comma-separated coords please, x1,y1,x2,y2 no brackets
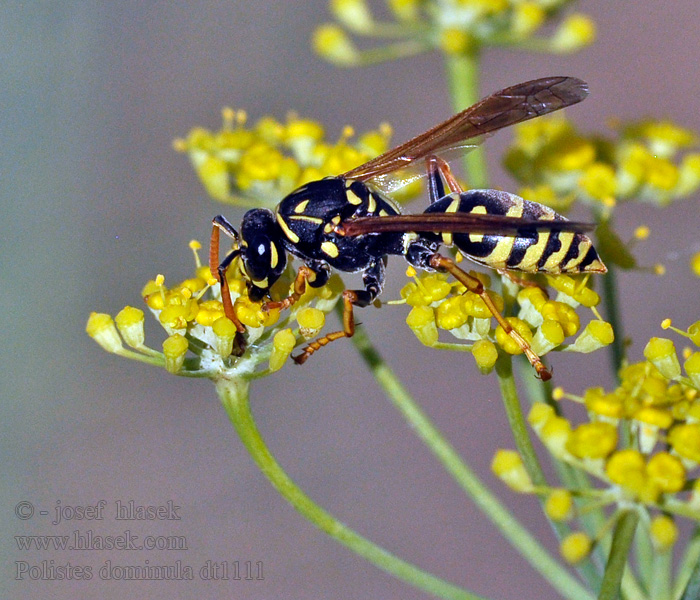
209,76,606,381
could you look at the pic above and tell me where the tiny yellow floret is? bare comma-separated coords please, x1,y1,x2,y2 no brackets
560,532,592,564
669,423,700,463
472,339,498,373
162,334,189,373
406,306,439,346
545,489,574,521
567,422,617,459
644,337,681,380
646,452,686,494
269,329,297,372
650,515,678,552
491,450,533,492
114,306,146,348
297,307,326,339
212,317,238,358
86,312,123,354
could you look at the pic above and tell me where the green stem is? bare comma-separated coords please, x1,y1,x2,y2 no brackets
650,547,672,600
444,51,489,189
676,526,700,600
495,354,545,486
598,510,639,600
217,377,484,600
349,326,595,600
601,262,624,381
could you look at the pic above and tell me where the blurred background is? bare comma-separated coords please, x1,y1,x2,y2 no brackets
2,1,699,598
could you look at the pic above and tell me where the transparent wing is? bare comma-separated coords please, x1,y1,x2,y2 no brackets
342,76,588,182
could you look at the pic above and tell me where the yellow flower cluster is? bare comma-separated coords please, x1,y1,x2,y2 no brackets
401,268,612,373
313,0,595,66
87,241,344,378
492,319,700,561
505,116,700,211
174,108,394,208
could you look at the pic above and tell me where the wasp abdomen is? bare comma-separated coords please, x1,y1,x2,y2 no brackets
426,190,606,274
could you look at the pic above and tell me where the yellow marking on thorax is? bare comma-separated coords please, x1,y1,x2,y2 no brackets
294,199,310,214
276,213,300,243
289,215,324,225
542,231,574,272
367,193,377,213
320,241,340,258
346,189,363,205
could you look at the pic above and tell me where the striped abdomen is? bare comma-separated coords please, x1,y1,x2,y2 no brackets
426,190,606,274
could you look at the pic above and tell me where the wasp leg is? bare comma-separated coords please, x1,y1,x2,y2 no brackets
293,260,385,364
264,262,330,312
429,253,552,381
426,155,464,204
210,216,245,333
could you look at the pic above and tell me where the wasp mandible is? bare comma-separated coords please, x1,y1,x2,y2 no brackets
209,76,606,381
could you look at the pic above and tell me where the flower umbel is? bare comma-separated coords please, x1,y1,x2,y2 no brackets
173,108,400,208
494,320,700,568
313,0,596,67
87,241,344,379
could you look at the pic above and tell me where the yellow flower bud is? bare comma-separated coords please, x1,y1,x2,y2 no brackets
115,306,146,348
86,312,124,354
566,320,614,353
491,450,533,492
605,449,646,496
685,352,700,388
669,423,700,463
644,337,681,380
545,489,574,521
212,317,238,358
162,334,189,374
551,14,596,52
567,422,617,459
406,306,438,346
330,0,373,33
297,307,325,339
495,318,533,355
579,162,617,202
269,329,297,372
472,339,498,373
646,452,685,494
584,388,624,419
312,24,359,66
650,515,678,552
439,29,474,55
560,532,592,564
436,296,468,330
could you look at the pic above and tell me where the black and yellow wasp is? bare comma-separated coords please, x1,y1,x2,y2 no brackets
209,76,606,380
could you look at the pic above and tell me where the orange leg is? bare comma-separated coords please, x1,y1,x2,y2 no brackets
209,216,245,333
430,254,551,381
426,155,464,203
292,290,358,364
263,265,314,312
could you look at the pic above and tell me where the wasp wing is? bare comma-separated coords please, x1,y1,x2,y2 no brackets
340,213,595,237
342,76,588,182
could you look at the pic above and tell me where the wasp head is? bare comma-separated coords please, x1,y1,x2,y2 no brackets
239,208,287,301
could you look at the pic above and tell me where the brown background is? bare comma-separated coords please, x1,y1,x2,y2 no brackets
3,2,699,599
